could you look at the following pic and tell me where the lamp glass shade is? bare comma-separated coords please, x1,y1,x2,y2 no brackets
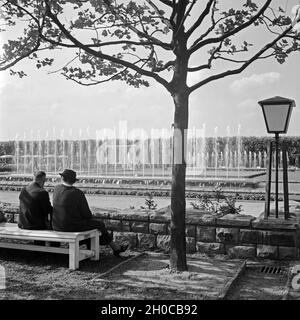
262,104,292,133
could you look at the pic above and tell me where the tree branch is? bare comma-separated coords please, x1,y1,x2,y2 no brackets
189,0,272,55
186,0,215,38
63,66,130,86
44,1,171,90
0,1,42,71
0,40,40,71
144,0,171,27
188,41,222,72
102,0,172,51
189,25,292,93
158,0,173,8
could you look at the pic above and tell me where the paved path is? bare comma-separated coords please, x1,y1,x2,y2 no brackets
226,267,287,300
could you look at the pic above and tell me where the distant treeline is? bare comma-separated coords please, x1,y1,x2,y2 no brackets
1,136,300,157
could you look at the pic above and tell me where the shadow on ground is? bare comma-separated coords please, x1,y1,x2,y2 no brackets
0,248,242,300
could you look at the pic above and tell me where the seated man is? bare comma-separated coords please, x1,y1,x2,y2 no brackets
18,171,58,246
19,171,53,230
52,169,128,256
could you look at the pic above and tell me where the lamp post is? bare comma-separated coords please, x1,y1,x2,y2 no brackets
258,96,295,219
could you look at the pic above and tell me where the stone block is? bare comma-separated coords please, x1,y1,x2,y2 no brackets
119,209,150,221
104,219,122,231
157,235,171,252
240,229,264,244
121,220,131,232
217,214,255,228
257,245,278,259
296,229,300,248
91,208,113,219
197,226,216,242
13,214,19,224
113,232,137,248
278,247,298,260
186,237,196,253
131,221,149,233
5,213,14,223
149,223,167,235
252,217,298,231
149,211,170,223
186,209,210,224
196,242,225,254
227,245,256,259
197,214,216,226
216,228,239,243
137,233,156,250
263,231,295,247
186,225,196,238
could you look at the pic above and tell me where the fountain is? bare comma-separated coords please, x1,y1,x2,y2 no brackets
237,124,242,178
214,127,218,179
7,122,276,181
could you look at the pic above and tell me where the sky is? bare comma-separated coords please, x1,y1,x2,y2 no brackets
0,0,300,141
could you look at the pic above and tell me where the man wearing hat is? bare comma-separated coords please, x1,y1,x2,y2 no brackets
52,169,128,256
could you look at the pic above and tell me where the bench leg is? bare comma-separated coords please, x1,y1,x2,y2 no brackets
69,240,79,270
90,232,100,261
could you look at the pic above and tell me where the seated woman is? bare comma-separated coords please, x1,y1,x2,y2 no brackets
52,169,128,256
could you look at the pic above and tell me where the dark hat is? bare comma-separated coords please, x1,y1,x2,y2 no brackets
59,169,78,183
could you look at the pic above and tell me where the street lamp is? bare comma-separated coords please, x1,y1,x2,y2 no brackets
258,96,296,219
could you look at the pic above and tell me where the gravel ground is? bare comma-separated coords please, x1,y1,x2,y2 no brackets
0,248,243,300
0,247,296,300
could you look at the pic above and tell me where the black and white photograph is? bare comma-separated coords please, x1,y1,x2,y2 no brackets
0,0,300,310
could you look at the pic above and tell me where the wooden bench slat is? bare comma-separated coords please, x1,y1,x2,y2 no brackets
0,242,97,260
0,223,98,240
0,234,76,242
0,241,69,254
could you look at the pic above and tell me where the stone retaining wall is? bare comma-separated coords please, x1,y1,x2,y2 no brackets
1,202,300,260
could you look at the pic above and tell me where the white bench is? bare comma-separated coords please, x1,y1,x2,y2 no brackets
0,223,100,270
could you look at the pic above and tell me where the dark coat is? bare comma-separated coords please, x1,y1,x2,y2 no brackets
18,182,53,230
52,184,93,231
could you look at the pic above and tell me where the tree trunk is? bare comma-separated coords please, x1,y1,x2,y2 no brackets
170,90,189,271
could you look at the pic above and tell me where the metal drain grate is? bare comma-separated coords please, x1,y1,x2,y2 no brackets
260,265,284,274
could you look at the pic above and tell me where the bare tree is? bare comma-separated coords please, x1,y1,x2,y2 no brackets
1,0,299,271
